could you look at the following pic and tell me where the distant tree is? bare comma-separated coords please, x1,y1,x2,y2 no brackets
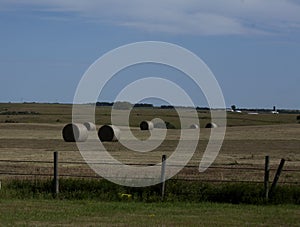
196,107,209,111
113,101,133,110
231,105,237,112
133,103,154,108
161,105,175,109
96,102,113,106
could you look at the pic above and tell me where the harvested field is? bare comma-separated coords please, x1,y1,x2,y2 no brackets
0,103,299,183
0,116,299,183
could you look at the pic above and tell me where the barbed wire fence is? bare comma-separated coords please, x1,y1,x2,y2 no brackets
0,154,299,185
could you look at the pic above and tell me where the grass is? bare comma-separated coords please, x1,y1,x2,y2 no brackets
1,178,300,225
0,199,299,226
2,178,300,205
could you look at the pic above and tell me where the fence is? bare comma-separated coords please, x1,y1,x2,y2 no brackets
0,153,299,185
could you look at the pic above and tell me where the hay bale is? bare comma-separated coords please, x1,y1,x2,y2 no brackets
83,122,96,131
190,124,199,129
62,123,88,142
140,121,154,131
98,125,120,142
205,122,218,128
154,121,176,129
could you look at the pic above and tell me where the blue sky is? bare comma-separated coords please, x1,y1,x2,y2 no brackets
0,1,300,109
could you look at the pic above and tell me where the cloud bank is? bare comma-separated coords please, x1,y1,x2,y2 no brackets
1,0,300,35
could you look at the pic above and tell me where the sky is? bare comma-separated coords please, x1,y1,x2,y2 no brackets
0,0,300,109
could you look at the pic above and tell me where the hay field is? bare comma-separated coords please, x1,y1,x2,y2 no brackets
0,103,299,183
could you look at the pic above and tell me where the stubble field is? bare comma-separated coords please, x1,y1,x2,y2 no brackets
0,103,299,183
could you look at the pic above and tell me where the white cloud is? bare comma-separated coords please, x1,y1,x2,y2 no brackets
1,0,300,35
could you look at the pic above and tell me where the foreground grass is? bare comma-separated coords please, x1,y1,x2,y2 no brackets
0,199,299,226
2,179,300,205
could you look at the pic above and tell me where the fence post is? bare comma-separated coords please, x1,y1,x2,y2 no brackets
161,154,167,201
53,151,59,196
264,156,270,201
269,158,285,197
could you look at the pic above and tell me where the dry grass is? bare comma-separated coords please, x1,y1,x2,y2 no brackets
0,103,299,183
0,122,299,183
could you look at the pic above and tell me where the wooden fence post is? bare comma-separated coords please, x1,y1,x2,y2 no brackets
53,151,59,196
264,156,270,201
161,154,167,201
269,158,285,197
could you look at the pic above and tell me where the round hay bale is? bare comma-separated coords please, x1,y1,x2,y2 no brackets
62,123,88,142
190,124,199,129
140,121,154,131
83,122,96,131
153,121,176,129
205,122,218,128
98,125,120,142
